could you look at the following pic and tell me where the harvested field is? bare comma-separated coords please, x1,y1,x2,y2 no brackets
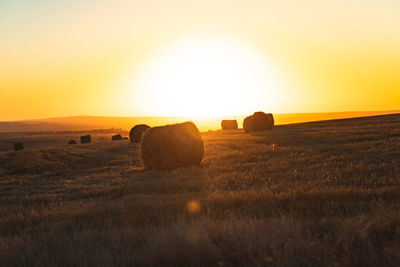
0,114,399,266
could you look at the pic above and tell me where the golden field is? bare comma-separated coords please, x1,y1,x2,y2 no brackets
1,114,399,266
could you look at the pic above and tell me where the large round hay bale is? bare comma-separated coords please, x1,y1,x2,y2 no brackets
140,121,204,170
221,120,238,130
251,111,274,131
111,134,122,141
243,116,253,133
129,124,150,143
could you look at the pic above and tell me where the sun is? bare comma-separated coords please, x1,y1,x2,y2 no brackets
128,34,283,117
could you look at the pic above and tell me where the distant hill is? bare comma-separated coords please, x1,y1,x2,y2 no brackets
0,110,399,133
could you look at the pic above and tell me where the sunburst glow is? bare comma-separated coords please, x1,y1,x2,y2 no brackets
128,35,283,117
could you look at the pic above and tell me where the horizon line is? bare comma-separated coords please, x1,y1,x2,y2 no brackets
1,109,399,123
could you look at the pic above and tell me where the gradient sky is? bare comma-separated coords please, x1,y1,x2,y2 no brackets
1,0,399,120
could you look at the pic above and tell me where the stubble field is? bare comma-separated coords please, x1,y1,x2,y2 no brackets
1,114,400,266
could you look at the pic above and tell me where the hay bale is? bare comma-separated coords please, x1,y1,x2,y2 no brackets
111,134,122,141
140,121,204,170
80,135,91,144
129,124,150,143
14,142,24,151
243,112,274,132
68,140,77,145
267,113,274,125
221,120,238,130
251,111,274,131
243,116,253,133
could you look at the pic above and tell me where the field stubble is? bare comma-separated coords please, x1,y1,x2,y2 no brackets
0,114,400,266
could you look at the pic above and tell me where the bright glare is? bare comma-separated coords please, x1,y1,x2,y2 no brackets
129,34,283,117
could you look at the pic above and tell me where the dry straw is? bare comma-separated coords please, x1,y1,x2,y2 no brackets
111,134,122,141
221,120,238,130
80,135,91,144
130,124,150,143
243,116,253,133
243,112,274,132
140,121,204,170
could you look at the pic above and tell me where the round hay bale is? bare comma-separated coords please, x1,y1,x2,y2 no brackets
111,134,122,141
80,135,91,144
140,121,204,170
266,113,275,125
221,120,238,130
129,124,150,143
68,140,77,145
243,116,253,133
251,111,274,131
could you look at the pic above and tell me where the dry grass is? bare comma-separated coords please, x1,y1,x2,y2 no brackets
0,114,399,266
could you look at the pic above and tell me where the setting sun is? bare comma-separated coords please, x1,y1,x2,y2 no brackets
125,35,283,117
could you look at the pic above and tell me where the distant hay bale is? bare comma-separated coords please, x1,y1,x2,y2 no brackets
111,134,122,141
140,121,204,170
243,112,274,132
13,142,24,151
243,116,253,133
80,135,91,144
221,120,238,130
129,124,150,143
68,140,77,145
251,112,274,131
267,113,274,125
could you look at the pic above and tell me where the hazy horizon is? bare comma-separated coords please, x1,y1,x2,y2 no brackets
3,109,400,122
1,110,399,133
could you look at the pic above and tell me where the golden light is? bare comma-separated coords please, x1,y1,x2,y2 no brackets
187,200,201,214
127,34,283,118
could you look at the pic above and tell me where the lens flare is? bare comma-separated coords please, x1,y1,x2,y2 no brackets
187,200,201,214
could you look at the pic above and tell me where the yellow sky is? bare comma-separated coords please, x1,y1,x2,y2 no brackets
1,0,399,121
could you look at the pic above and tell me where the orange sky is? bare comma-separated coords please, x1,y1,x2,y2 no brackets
1,1,399,121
